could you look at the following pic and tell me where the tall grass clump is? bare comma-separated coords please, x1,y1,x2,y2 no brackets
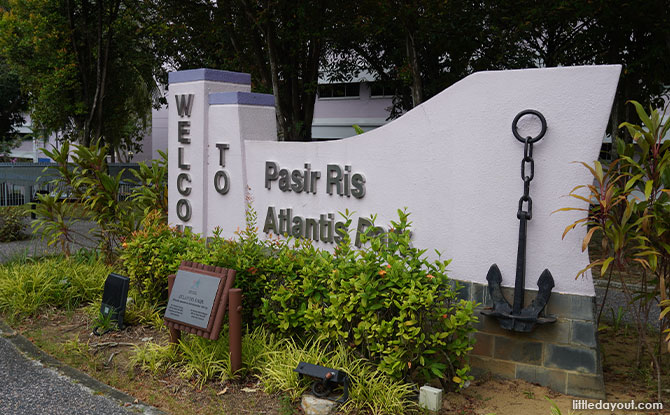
257,339,418,414
0,256,111,321
131,327,280,388
130,342,179,375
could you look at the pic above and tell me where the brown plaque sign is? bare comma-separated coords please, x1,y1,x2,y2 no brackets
164,261,236,340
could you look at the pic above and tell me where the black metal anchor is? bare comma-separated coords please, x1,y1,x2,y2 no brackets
481,110,556,332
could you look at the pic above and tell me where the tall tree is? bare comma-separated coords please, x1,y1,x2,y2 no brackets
326,0,505,117
154,0,343,142
590,0,670,143
0,0,162,157
490,0,670,143
0,57,27,152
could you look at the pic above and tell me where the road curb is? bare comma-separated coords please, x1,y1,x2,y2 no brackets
0,319,166,415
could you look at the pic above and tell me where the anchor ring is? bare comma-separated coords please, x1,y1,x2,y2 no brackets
512,109,547,143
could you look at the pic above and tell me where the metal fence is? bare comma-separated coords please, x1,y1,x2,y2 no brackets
0,162,141,207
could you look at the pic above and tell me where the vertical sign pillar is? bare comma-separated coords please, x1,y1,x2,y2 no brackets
168,69,251,233
206,92,276,238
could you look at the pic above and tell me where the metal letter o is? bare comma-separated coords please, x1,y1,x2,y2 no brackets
214,170,230,195
176,199,191,222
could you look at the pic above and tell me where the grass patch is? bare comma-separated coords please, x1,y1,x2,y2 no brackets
130,328,419,414
0,256,111,323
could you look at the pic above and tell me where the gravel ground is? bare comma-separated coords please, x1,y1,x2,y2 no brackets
0,336,135,415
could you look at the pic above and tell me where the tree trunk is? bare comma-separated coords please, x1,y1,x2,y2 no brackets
87,0,120,145
265,24,289,141
405,31,423,107
302,38,321,142
609,90,620,159
291,70,300,141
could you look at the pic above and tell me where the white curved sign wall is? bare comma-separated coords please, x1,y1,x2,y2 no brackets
168,65,621,296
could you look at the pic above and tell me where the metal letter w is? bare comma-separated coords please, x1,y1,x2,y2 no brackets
175,94,194,117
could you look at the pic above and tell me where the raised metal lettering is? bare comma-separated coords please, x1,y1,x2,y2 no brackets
216,143,229,167
175,94,194,117
178,121,191,144
178,147,190,170
214,170,230,195
176,199,192,221
265,161,278,189
177,173,191,196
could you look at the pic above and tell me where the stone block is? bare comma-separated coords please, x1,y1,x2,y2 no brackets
419,385,443,412
471,332,494,357
471,282,490,306
544,344,598,374
545,292,572,319
570,295,596,320
528,319,571,344
501,286,515,303
571,320,597,348
493,336,543,365
516,364,567,394
301,394,338,415
469,355,516,379
454,280,471,302
473,311,513,336
566,373,606,399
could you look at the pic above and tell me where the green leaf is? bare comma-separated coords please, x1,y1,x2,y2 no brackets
594,161,603,184
629,100,653,132
600,257,614,277
645,180,653,200
624,174,643,193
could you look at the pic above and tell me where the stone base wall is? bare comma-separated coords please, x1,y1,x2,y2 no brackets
454,280,605,399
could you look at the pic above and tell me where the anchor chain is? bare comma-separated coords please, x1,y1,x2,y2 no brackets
517,137,534,220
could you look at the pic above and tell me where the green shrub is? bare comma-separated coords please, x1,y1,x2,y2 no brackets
120,210,210,305
35,143,169,261
31,194,85,256
123,205,477,390
0,256,111,321
326,211,476,388
207,202,275,326
128,150,168,220
40,141,142,261
0,206,28,242
255,237,332,337
255,210,477,389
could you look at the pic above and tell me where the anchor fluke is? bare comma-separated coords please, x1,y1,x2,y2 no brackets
485,264,512,315
481,266,557,332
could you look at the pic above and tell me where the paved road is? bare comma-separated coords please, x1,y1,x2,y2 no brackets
0,219,98,262
0,335,135,415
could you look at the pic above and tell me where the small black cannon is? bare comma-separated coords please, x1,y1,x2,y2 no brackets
294,362,349,403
